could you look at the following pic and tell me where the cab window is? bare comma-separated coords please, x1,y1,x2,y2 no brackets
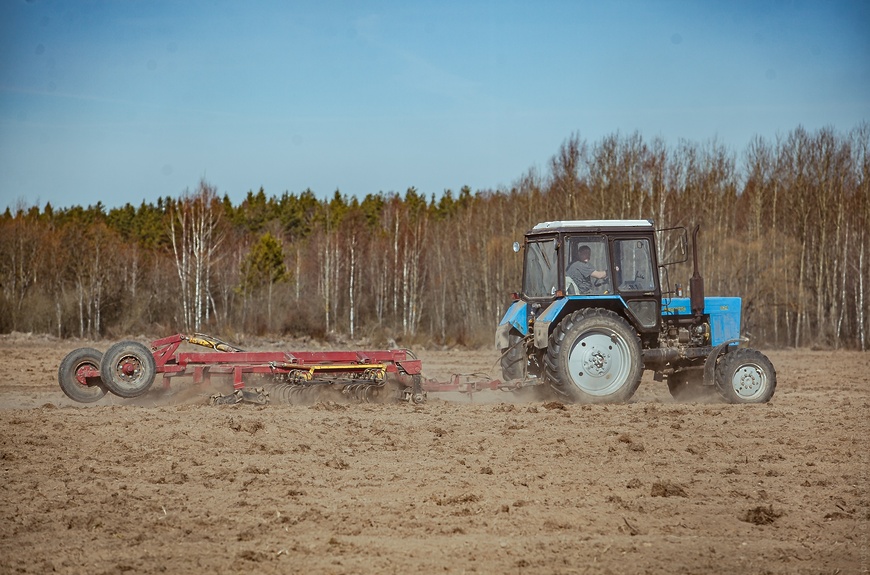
565,236,610,294
614,238,655,292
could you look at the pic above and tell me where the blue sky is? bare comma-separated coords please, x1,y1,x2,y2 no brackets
1,0,868,212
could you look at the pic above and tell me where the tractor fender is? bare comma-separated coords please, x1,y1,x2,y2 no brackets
495,300,528,349
703,337,749,385
532,296,627,349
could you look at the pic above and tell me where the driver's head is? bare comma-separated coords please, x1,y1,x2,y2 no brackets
577,245,591,261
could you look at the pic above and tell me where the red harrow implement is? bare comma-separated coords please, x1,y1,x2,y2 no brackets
58,334,508,405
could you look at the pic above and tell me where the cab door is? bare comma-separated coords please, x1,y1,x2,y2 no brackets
612,237,660,331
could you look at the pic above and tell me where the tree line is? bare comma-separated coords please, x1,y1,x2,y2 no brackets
1,123,867,350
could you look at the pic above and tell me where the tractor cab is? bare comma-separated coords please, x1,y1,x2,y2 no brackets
517,219,662,339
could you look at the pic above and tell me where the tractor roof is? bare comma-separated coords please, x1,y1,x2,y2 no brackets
531,219,654,231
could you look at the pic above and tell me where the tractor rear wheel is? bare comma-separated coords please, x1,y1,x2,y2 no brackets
58,347,108,403
500,330,527,381
545,309,642,403
714,348,776,404
100,341,157,398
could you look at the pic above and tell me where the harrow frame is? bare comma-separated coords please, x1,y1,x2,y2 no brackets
58,333,513,405
150,333,423,393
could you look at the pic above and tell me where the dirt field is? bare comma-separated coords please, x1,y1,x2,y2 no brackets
0,333,867,574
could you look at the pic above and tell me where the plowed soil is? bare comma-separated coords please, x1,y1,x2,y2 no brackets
1,333,867,574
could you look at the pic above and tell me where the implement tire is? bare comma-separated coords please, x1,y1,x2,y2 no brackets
714,348,776,404
58,347,108,403
100,341,157,398
545,309,642,403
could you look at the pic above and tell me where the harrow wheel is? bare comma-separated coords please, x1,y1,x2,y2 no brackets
58,347,108,403
100,341,157,398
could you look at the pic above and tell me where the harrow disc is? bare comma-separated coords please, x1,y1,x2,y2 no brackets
267,382,319,403
263,379,395,405
341,382,381,402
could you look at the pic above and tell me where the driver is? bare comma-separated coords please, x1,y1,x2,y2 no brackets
567,245,609,293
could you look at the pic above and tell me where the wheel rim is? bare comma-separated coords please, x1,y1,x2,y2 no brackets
112,355,145,389
73,360,102,396
730,362,767,400
566,329,632,396
74,361,99,387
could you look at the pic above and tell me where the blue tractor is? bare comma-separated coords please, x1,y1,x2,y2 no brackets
495,220,776,403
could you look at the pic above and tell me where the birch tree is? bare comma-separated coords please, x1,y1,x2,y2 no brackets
169,180,224,333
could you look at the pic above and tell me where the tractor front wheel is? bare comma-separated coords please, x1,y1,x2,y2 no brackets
500,330,527,381
100,341,157,398
545,309,642,403
58,347,108,403
714,348,776,404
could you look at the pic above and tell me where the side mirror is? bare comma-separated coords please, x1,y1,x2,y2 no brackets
512,241,521,253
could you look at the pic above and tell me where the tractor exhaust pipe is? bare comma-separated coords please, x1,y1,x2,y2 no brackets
690,225,705,317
